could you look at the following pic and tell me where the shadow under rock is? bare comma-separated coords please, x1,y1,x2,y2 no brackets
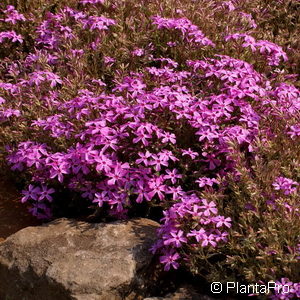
0,176,42,241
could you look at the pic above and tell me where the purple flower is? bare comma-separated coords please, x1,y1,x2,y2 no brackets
196,177,219,188
0,31,23,43
287,125,300,139
201,234,217,247
81,16,116,31
163,230,187,247
28,202,52,219
106,163,129,185
44,71,62,87
47,154,70,183
164,169,182,184
93,191,108,207
200,199,218,216
159,250,180,271
132,48,144,57
187,228,206,242
80,0,104,4
3,6,26,24
272,177,298,195
148,176,166,200
21,185,41,203
136,151,152,166
213,216,232,228
182,148,199,159
38,185,55,202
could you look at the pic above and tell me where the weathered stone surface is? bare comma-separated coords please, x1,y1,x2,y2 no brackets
0,218,159,300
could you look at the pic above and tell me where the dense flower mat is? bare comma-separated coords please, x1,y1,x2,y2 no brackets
0,0,299,298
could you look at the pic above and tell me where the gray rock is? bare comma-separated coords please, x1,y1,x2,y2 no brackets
0,218,159,300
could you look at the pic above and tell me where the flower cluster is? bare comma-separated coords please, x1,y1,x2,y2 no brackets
21,184,54,219
272,177,298,196
225,33,288,66
2,5,26,24
152,16,215,47
269,278,300,300
152,194,231,270
0,30,23,43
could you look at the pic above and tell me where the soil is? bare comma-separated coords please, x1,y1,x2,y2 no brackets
0,176,42,242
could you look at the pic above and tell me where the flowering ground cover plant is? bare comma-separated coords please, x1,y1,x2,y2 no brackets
0,0,300,298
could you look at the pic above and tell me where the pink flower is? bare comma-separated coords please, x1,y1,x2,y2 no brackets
132,48,144,57
181,148,199,159
148,177,166,200
196,177,219,188
164,169,182,184
3,6,26,24
272,176,298,195
21,184,41,203
200,199,218,216
287,125,300,139
93,191,108,207
163,230,187,247
201,234,217,247
80,0,104,4
159,250,180,271
38,185,55,202
213,216,232,228
106,163,129,185
187,228,206,242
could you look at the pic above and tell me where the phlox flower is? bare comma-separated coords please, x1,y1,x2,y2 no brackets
80,0,104,4
46,155,70,183
270,278,300,300
81,16,116,31
164,169,182,184
202,152,221,170
106,163,129,185
136,151,152,166
166,186,185,200
201,233,217,247
272,176,298,195
28,202,52,220
21,184,41,203
213,216,232,228
287,125,300,139
93,191,108,207
135,181,151,203
181,148,199,159
163,229,187,247
200,199,218,216
214,231,229,243
94,153,113,173
44,71,62,87
196,177,219,188
0,31,23,43
38,185,55,202
132,48,144,57
222,1,235,11
0,108,21,119
3,6,26,24
159,131,176,144
148,176,166,200
159,250,180,271
148,153,169,171
187,228,206,242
